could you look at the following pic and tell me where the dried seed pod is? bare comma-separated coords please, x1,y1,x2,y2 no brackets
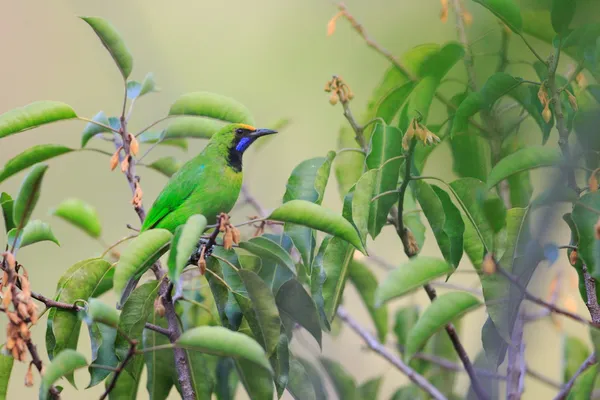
232,227,241,245
406,230,419,256
569,249,578,266
2,287,13,309
110,148,121,171
482,254,496,275
129,133,139,156
462,10,473,26
154,296,166,318
17,302,29,320
542,105,552,123
2,252,15,270
567,91,578,112
198,257,207,275
24,363,34,387
120,156,130,173
329,92,339,105
402,119,416,150
440,0,449,22
7,311,21,325
223,228,234,250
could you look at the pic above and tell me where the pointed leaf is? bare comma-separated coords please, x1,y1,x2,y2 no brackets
39,350,87,400
375,82,416,123
113,229,172,307
321,237,354,322
0,144,73,183
143,316,175,400
51,198,102,238
551,0,576,34
567,364,598,400
487,146,562,189
348,169,377,243
0,193,15,233
276,279,322,348
168,214,207,282
358,377,383,399
177,326,272,372
375,257,453,306
239,236,297,275
81,111,111,147
168,92,254,125
296,358,327,400
0,101,77,140
256,233,295,293
320,358,357,400
450,133,491,182
86,322,118,388
348,260,388,342
86,298,119,328
472,0,523,33
287,358,317,400
12,163,48,232
140,73,157,96
235,359,274,400
80,17,133,79
146,156,182,178
7,220,59,248
270,334,290,397
269,200,366,254
310,236,332,331
0,346,13,400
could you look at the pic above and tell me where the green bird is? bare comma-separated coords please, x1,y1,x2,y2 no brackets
140,123,277,232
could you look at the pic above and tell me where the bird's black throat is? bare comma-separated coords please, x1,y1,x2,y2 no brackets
227,147,243,173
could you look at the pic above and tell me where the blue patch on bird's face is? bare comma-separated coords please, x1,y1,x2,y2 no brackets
235,137,252,152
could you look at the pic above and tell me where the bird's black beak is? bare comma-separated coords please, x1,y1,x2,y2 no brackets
250,128,278,138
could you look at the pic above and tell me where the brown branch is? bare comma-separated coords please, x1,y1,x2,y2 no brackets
506,313,526,400
144,322,171,337
99,340,138,400
582,264,600,324
337,306,447,400
553,353,597,400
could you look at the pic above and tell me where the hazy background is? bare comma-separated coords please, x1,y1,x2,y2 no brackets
0,0,597,398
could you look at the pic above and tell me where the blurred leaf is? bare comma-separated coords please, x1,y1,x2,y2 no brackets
51,198,102,238
164,117,224,139
405,292,480,360
168,214,207,282
449,133,491,182
140,73,157,96
287,358,317,400
168,92,254,125
86,298,119,328
375,257,453,306
563,336,591,383
137,131,188,150
376,82,416,123
146,156,182,178
215,358,238,400
257,233,295,294
7,220,59,248
390,385,425,400
500,136,533,207
394,306,420,347
346,170,378,244
81,111,111,147
573,192,600,278
270,334,289,397
321,237,353,322
310,236,332,331
177,326,272,372
348,260,388,342
425,321,461,394
567,365,598,400
472,0,523,33
320,358,357,400
0,101,77,140
12,163,48,233
126,81,142,99
487,146,562,189
366,123,403,239
297,358,327,400
105,365,143,400
80,17,133,79
358,377,383,399
0,144,72,183
236,270,281,355
276,279,322,348
0,346,13,400
239,236,297,275
283,151,335,267
39,350,87,400
113,229,172,307
86,322,118,388
467,351,499,400
334,126,365,199
143,316,175,400
269,200,366,254
235,358,274,400
0,193,15,233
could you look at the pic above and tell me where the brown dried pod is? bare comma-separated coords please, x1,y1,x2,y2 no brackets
406,230,419,256
2,252,15,270
120,156,130,173
129,133,139,156
231,227,241,245
569,249,578,266
154,296,166,318
198,257,207,275
482,254,497,275
567,91,578,112
7,311,21,325
223,228,234,250
110,148,121,171
2,287,13,309
542,105,552,123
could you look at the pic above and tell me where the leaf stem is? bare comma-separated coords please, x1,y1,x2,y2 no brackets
517,33,546,64
76,117,120,134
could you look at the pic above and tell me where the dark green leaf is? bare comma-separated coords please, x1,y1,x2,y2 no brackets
509,84,554,143
256,233,295,293
12,163,48,233
320,358,357,400
113,229,172,307
358,377,383,399
7,220,59,248
500,136,534,207
270,334,290,397
0,346,13,400
310,236,332,331
235,358,274,400
105,364,143,400
375,257,453,306
297,358,327,400
143,316,175,400
482,197,507,234
0,144,72,183
390,385,425,400
394,306,420,347
215,358,238,400
467,351,499,400
168,92,254,125
276,279,322,348
206,248,244,330
0,193,15,233
80,17,133,79
86,322,118,388
487,146,562,189
375,82,416,123
346,169,377,243
472,0,523,33
0,101,76,140
81,111,111,147
321,237,354,322
239,236,297,275
567,364,598,400
269,200,366,254
563,336,591,383
405,292,480,360
573,192,600,278
348,260,388,342
287,358,317,400
167,214,207,282
449,133,491,182
146,156,182,178
366,124,403,238
51,198,102,238
39,350,87,400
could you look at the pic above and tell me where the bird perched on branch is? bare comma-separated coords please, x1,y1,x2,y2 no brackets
140,123,277,232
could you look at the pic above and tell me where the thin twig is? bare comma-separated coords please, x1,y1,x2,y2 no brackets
144,322,171,337
450,0,477,92
99,340,138,400
337,306,447,400
553,353,597,400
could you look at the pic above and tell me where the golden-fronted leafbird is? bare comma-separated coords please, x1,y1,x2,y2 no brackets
140,123,277,232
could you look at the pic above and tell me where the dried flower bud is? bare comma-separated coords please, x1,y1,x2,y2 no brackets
329,92,339,105
110,147,121,171
7,311,21,325
594,218,600,240
542,105,552,123
129,133,139,156
198,257,207,275
589,169,600,192
347,91,354,100
218,213,229,232
17,302,29,320
2,252,15,270
2,287,12,309
406,229,419,256
24,363,34,387
327,11,343,36
231,227,241,245
402,120,416,150
482,254,496,275
569,249,578,266
132,181,143,208
154,296,165,318
223,228,234,250
19,322,30,339
567,91,578,112
440,0,448,22
120,156,130,173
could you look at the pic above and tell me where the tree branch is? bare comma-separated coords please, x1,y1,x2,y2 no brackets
553,353,597,400
337,306,447,400
100,340,138,400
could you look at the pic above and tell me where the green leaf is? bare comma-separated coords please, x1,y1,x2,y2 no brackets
51,198,102,238
113,229,172,307
573,192,600,278
256,233,295,294
500,136,534,207
358,377,383,399
348,260,388,342
366,124,403,238
146,156,182,178
39,350,87,400
375,257,453,306
235,359,274,400
239,236,297,275
403,188,426,252
563,336,591,383
487,146,562,189
287,358,317,400
334,126,365,199
177,326,272,372
0,101,77,140
85,322,119,388
472,0,523,33
346,170,378,244
137,131,188,150
164,117,225,139
12,164,48,233
390,385,424,400
405,292,480,360
275,279,322,348
283,152,336,267
449,133,491,182
568,365,598,400
268,200,366,254
81,111,111,147
321,237,354,322
0,144,73,183
375,82,416,123
127,81,142,99
394,306,420,347
143,316,175,400
206,248,244,330
80,17,133,79
310,237,332,331
269,334,289,397
47,259,113,373
482,197,507,234
0,346,13,400
7,220,59,248
320,358,357,400
168,214,207,282
297,358,328,400
236,270,281,355
140,73,157,96
0,193,15,233
86,298,120,327
168,92,254,125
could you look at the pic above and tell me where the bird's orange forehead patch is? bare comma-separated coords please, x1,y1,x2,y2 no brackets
238,124,256,131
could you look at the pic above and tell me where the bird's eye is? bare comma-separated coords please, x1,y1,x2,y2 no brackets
235,128,244,135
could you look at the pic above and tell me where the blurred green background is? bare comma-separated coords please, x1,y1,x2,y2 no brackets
0,0,598,398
